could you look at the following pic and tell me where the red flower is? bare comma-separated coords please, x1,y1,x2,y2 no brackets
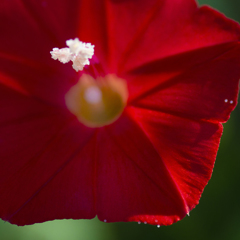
0,0,240,226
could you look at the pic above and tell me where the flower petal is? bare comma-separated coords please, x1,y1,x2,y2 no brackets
129,44,240,123
93,107,221,225
103,0,162,71
118,106,222,225
0,86,96,225
1,0,240,227
0,0,80,55
0,57,78,107
119,1,240,72
0,0,82,106
77,0,109,70
5,130,97,226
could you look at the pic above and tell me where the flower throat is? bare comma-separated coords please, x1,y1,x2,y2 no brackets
50,38,128,128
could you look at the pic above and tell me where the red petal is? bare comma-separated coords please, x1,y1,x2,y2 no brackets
6,130,97,226
0,86,96,225
103,0,162,71
77,0,110,71
1,0,240,227
95,111,186,225
128,44,240,123
0,0,81,55
94,107,222,225
0,0,81,106
0,55,77,107
120,2,240,72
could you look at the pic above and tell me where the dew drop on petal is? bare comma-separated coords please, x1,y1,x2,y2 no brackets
104,219,107,223
224,99,228,103
157,225,160,228
138,221,141,224
144,221,147,224
230,100,234,104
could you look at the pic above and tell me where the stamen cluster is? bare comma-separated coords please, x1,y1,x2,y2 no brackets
50,38,94,71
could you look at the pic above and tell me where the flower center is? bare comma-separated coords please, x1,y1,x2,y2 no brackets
50,38,128,127
65,74,128,127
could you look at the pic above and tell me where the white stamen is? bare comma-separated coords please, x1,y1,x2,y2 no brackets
72,54,91,72
224,99,228,103
84,86,102,104
50,38,94,72
50,48,72,63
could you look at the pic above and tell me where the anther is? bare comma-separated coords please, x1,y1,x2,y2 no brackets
50,38,94,71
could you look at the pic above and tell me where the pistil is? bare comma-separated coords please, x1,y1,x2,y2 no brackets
65,74,128,127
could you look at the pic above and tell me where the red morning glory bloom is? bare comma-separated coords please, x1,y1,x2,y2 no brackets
0,0,240,226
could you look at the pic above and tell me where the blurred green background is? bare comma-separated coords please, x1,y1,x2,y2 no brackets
1,0,240,239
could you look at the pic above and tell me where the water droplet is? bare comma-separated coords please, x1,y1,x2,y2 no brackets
224,99,228,103
230,100,234,104
157,225,160,228
138,221,141,224
104,219,107,222
155,219,158,223
144,221,147,224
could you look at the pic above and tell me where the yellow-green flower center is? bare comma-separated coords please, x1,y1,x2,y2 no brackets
65,74,128,127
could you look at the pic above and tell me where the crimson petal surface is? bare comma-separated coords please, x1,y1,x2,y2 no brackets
0,0,240,226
